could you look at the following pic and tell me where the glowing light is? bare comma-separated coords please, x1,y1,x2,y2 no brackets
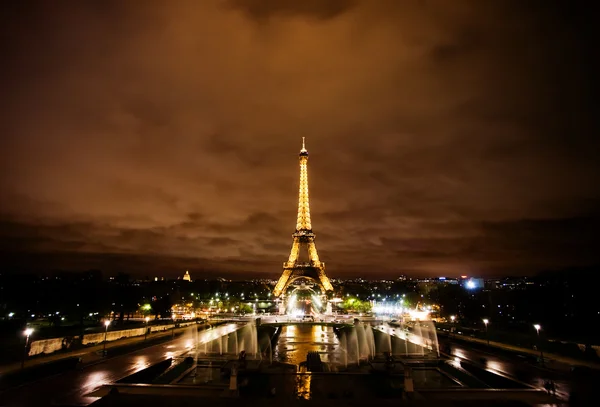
482,319,489,326
466,280,476,289
533,324,541,332
104,320,111,327
82,371,110,391
373,302,405,316
8,312,14,318
24,328,34,336
407,310,430,321
273,140,333,297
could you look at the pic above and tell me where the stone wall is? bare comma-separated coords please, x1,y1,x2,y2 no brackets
150,324,175,333
28,321,198,356
82,327,147,345
29,337,76,357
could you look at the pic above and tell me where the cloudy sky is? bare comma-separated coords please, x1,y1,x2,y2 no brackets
1,0,598,278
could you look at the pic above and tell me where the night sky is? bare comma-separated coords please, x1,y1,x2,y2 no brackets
1,0,598,278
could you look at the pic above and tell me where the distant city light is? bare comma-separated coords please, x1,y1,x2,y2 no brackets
466,280,476,289
407,309,430,321
8,312,14,318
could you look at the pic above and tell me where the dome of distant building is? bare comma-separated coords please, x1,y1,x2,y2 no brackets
183,270,191,282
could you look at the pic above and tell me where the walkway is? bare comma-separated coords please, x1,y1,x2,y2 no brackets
446,331,600,370
0,324,200,376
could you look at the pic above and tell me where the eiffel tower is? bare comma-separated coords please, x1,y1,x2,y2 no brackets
273,138,333,297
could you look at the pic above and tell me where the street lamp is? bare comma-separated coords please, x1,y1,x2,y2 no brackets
450,315,456,338
21,328,34,369
482,319,489,345
533,324,544,366
103,320,110,356
171,315,176,338
145,317,150,340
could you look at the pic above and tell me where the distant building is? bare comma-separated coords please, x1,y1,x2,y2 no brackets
183,271,191,282
462,278,484,290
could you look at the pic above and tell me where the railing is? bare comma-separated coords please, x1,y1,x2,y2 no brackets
283,261,324,268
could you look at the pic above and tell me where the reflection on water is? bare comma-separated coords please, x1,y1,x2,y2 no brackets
274,325,341,399
296,373,312,400
274,325,341,366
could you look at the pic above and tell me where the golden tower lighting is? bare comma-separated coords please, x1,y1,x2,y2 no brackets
273,138,333,297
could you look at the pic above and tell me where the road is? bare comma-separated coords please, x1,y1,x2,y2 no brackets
0,323,241,407
438,335,572,400
374,322,577,401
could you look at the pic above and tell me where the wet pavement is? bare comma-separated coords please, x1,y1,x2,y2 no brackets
0,324,240,407
1,321,576,406
439,336,572,401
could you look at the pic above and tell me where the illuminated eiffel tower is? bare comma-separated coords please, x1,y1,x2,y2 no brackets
273,138,333,297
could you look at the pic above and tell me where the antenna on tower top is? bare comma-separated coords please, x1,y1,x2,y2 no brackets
301,137,307,152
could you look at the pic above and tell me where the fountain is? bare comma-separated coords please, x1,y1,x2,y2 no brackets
419,320,440,357
259,332,273,364
365,325,376,358
340,332,348,368
348,328,360,366
232,332,238,354
377,328,392,355
413,323,426,356
371,317,439,358
238,323,259,358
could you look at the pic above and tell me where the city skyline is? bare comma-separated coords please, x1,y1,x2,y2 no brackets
1,1,598,278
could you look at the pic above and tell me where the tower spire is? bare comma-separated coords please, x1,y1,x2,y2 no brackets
300,137,308,154
273,141,333,298
296,138,311,231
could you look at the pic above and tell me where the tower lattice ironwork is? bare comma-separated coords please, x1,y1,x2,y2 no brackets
273,138,333,297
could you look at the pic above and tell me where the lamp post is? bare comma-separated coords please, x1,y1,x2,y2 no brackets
450,315,456,338
103,320,110,356
21,328,34,369
171,315,176,338
145,317,150,340
533,324,544,366
482,319,490,345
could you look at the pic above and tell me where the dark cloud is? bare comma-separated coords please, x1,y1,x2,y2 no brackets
0,0,598,278
227,0,357,21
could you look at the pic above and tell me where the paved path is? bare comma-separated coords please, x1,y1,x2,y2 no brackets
0,325,201,377
443,331,600,370
0,323,241,407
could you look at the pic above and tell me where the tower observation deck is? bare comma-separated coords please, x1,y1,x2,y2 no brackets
273,138,333,297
